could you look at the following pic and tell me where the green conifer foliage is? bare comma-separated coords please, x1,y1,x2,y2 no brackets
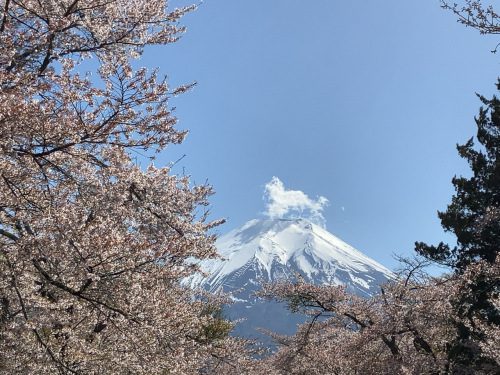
415,81,500,370
415,81,500,271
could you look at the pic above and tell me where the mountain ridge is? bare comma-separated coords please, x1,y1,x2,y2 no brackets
191,218,393,297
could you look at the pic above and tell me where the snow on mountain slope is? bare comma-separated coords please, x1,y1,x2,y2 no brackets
188,218,393,345
191,218,393,297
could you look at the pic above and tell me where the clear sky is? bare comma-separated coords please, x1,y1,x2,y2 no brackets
140,0,499,270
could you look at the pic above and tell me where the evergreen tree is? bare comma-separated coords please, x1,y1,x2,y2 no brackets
415,82,500,271
415,81,500,371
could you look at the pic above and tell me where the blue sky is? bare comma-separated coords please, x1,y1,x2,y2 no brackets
140,1,499,270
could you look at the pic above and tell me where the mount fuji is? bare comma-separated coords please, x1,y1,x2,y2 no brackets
189,218,393,344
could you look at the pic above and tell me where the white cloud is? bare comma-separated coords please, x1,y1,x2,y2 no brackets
263,177,329,227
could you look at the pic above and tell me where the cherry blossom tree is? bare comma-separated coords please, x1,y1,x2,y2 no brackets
0,1,248,373
441,1,500,34
255,258,499,374
441,0,500,52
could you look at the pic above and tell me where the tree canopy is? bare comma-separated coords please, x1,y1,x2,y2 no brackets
0,1,247,373
415,83,500,271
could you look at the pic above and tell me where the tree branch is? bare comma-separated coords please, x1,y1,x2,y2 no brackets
32,259,140,324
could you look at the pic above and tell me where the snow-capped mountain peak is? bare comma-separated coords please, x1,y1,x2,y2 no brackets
192,218,393,297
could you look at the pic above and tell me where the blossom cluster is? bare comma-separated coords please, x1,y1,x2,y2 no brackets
0,1,250,373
